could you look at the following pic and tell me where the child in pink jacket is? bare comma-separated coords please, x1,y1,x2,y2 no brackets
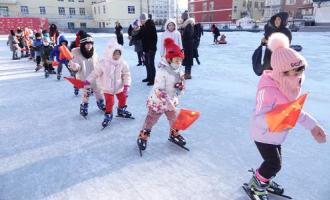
86,40,132,128
248,33,327,200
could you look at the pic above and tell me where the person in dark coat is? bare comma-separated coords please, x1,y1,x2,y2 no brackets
193,23,203,65
211,24,220,44
180,10,195,79
49,24,60,45
130,20,144,66
262,12,292,70
115,21,124,45
137,13,158,86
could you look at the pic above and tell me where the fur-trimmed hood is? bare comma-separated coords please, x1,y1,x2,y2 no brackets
181,18,195,28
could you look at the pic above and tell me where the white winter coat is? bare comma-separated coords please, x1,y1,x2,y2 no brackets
160,19,183,57
147,58,185,113
70,47,99,81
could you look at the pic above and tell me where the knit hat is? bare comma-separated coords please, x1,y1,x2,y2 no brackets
164,38,184,60
181,10,189,21
140,13,147,21
133,19,139,28
80,33,93,44
268,33,307,100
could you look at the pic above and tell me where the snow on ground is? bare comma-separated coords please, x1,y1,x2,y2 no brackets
0,32,329,200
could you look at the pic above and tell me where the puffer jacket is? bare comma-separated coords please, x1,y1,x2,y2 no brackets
70,47,99,81
50,35,69,65
87,41,131,95
147,58,185,113
160,19,183,57
250,71,317,145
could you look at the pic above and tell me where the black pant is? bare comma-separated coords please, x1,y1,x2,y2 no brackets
36,56,41,65
144,51,156,83
137,51,144,64
255,141,282,179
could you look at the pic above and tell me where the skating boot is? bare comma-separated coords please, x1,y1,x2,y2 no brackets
248,175,269,200
102,113,113,128
117,105,134,119
96,99,105,111
80,103,88,118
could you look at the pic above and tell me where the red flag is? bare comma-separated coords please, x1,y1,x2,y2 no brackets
59,45,73,60
172,109,200,131
64,77,84,89
52,61,59,67
266,94,308,133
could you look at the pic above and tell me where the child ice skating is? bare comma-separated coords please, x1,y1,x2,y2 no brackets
33,32,44,71
50,35,73,80
41,36,55,78
69,34,105,118
245,33,327,200
86,40,132,128
137,38,186,154
160,19,182,58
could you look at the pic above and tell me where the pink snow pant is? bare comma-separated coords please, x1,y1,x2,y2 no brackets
82,85,103,103
142,109,177,131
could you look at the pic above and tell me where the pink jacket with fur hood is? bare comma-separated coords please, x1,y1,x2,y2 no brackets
87,41,131,95
250,71,317,145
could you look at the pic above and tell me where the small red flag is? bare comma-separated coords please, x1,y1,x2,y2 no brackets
172,109,201,131
266,94,308,133
64,77,84,89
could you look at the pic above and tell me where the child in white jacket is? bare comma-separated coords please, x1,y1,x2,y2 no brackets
68,34,105,118
86,40,132,128
160,19,183,57
137,38,185,152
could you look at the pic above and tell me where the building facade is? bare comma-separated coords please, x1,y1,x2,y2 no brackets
232,0,265,21
313,0,330,24
188,0,233,24
282,0,313,20
0,0,97,29
92,0,148,28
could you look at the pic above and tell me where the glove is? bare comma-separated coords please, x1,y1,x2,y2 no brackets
311,125,327,144
83,80,90,86
174,82,184,91
123,85,129,96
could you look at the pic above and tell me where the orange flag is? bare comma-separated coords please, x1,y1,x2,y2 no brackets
266,94,308,133
59,45,73,60
172,109,201,131
64,77,84,89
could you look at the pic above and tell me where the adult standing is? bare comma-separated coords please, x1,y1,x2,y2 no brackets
130,20,144,66
211,24,220,44
115,21,124,45
262,12,292,70
138,13,158,86
160,18,182,58
49,24,60,45
180,10,195,79
193,23,203,65
7,30,20,60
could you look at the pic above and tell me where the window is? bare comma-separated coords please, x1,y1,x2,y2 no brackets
103,5,106,14
99,22,102,28
79,0,84,2
286,0,296,5
234,6,237,12
189,4,194,12
0,6,9,16
203,2,207,11
39,6,46,15
68,22,75,29
102,22,105,28
94,7,96,14
255,2,259,8
80,22,86,28
68,0,74,2
21,6,29,15
79,8,85,15
209,1,214,10
128,6,135,14
58,7,65,15
69,8,75,15
58,0,64,1
243,0,246,7
98,6,100,14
